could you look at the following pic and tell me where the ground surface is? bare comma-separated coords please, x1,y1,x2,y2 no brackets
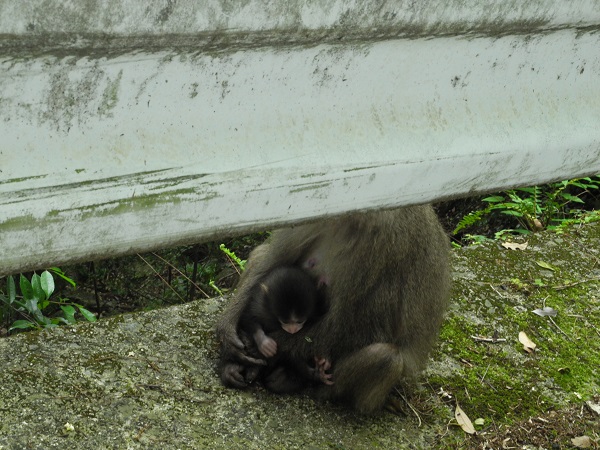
0,220,598,449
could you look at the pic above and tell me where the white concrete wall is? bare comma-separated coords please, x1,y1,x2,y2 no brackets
1,1,599,275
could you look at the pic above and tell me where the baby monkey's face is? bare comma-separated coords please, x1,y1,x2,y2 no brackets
278,314,307,334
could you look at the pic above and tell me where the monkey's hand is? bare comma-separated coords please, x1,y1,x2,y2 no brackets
257,335,278,358
312,356,334,385
220,362,262,389
219,327,267,367
220,362,248,388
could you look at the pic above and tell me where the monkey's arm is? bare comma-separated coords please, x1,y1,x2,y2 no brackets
253,327,277,358
216,246,274,365
241,311,278,358
218,330,264,388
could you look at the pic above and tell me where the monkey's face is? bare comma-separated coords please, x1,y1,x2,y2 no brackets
278,316,306,334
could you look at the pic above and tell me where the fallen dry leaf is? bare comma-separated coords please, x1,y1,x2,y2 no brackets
502,242,528,251
532,306,558,317
518,331,537,353
438,387,453,401
455,403,476,435
502,437,515,449
586,400,600,416
571,435,592,448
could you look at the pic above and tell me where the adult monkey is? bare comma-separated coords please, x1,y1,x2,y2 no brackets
216,205,451,413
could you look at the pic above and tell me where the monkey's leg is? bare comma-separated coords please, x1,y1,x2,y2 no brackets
324,343,404,414
262,364,307,394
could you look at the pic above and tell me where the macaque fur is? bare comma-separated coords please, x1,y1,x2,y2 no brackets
217,205,451,413
240,266,324,358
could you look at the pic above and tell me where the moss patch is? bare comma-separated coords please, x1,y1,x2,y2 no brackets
427,223,600,446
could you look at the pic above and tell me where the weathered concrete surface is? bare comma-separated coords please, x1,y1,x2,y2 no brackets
0,222,599,449
0,290,441,449
2,1,600,276
2,0,600,39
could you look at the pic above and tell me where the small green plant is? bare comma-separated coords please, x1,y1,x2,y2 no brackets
454,177,600,241
48,266,77,287
219,243,246,271
208,280,224,296
0,270,96,333
199,243,248,296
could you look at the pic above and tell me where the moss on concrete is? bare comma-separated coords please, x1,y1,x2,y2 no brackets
429,222,600,447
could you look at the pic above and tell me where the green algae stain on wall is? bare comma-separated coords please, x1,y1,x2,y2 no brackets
99,69,123,117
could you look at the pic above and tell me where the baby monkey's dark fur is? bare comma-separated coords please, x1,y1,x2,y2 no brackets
240,266,324,359
239,266,331,392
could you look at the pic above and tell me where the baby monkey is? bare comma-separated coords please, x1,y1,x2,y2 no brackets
240,265,323,359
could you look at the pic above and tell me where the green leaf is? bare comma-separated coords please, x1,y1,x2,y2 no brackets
60,305,77,324
536,261,556,271
506,192,524,203
569,181,589,189
77,306,97,323
9,320,37,331
219,244,246,271
452,209,487,234
559,193,584,203
499,202,521,209
24,299,52,326
38,299,50,311
23,298,38,314
7,276,16,303
49,267,76,288
209,280,223,296
500,210,524,217
53,317,71,326
31,273,46,302
40,271,55,299
482,196,504,203
19,275,34,301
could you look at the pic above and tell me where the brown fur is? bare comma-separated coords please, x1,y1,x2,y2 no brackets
216,205,451,413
